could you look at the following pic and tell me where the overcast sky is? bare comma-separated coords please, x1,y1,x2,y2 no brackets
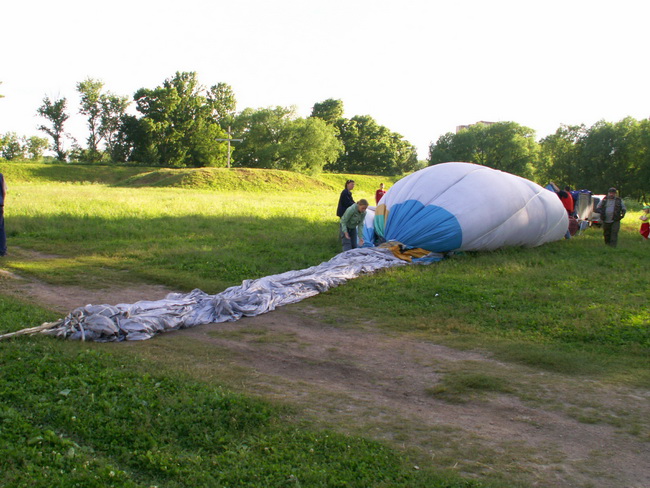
1,0,649,159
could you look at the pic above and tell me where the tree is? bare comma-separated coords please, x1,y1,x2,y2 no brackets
311,99,344,126
231,106,341,173
635,118,650,202
428,132,456,165
77,78,104,161
278,117,343,174
483,122,538,179
37,96,72,161
100,93,130,162
208,82,237,127
428,122,539,180
126,71,229,167
328,115,418,175
577,118,639,194
231,106,294,168
76,78,131,163
311,99,418,175
539,124,586,185
26,136,49,160
1,133,26,160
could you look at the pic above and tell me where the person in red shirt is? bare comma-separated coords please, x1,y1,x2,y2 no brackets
558,186,574,216
557,186,576,239
375,183,386,205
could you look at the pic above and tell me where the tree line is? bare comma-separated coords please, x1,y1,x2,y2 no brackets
428,119,650,200
2,74,649,191
0,73,420,175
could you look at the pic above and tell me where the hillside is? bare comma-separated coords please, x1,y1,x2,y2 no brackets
0,162,400,193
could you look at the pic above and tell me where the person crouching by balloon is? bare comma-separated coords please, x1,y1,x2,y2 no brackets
340,199,368,251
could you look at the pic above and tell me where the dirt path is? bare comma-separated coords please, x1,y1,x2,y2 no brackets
1,265,648,487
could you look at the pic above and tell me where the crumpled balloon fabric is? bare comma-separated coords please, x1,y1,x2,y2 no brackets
43,247,408,342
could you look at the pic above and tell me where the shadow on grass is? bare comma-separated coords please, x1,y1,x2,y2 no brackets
6,212,341,293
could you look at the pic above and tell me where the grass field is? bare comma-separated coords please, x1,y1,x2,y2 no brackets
0,162,648,487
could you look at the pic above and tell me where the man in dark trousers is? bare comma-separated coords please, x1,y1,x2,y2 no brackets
596,187,626,247
0,172,6,256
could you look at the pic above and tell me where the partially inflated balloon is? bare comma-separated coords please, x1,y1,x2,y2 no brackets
371,162,568,252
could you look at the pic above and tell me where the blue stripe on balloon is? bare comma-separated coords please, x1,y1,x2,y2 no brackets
385,200,462,252
363,224,375,247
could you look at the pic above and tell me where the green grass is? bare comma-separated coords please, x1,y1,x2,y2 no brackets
426,369,514,404
0,297,481,488
0,162,648,486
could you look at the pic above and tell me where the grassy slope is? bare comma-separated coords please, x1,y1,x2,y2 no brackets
0,161,400,193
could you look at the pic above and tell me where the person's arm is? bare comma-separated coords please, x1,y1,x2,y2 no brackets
357,215,365,245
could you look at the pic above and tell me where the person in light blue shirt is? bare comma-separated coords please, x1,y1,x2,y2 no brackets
340,199,368,251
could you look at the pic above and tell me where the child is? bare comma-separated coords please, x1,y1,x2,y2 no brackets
640,205,650,240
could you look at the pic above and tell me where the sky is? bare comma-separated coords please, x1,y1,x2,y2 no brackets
1,0,649,159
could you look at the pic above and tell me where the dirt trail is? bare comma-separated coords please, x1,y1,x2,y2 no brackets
1,264,649,488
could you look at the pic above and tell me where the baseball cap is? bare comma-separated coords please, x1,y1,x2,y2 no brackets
608,187,617,193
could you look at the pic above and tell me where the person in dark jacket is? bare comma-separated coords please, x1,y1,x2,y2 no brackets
336,179,355,218
595,187,626,247
0,172,6,256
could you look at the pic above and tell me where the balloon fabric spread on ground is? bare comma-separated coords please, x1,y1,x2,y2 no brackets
371,162,568,252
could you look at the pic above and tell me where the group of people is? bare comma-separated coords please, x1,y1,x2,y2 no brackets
336,179,368,251
336,180,388,251
555,183,648,247
338,179,647,251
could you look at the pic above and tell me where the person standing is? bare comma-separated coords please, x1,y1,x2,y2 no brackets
340,199,368,251
336,179,355,218
595,187,626,247
558,186,575,217
639,205,650,241
557,186,575,239
0,172,6,256
375,183,386,205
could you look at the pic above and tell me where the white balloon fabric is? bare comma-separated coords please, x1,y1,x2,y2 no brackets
373,162,568,252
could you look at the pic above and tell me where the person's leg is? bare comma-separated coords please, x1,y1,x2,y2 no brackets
0,206,6,256
341,226,352,251
348,227,358,249
603,222,612,245
609,221,620,247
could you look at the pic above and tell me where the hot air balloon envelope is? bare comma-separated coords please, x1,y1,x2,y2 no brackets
372,162,568,252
